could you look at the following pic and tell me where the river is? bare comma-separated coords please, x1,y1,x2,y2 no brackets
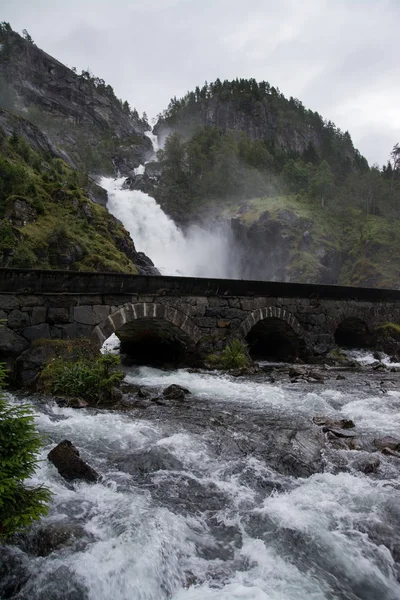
2,360,400,599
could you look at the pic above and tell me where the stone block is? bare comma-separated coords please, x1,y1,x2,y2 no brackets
0,295,19,310
48,307,71,324
103,295,131,306
137,295,155,303
7,309,30,330
76,295,103,306
62,323,94,339
73,306,97,325
92,305,110,324
109,309,126,331
228,298,241,309
208,297,228,307
22,323,51,342
31,307,47,325
196,317,217,328
0,326,29,356
205,307,244,319
18,296,42,307
44,295,78,308
217,320,231,328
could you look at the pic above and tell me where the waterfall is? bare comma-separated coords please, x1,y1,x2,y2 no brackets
101,177,240,278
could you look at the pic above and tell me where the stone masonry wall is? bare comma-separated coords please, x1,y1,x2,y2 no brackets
1,291,400,366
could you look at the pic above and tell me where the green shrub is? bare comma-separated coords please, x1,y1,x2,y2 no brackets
40,354,124,404
207,338,251,370
375,322,400,340
0,364,51,540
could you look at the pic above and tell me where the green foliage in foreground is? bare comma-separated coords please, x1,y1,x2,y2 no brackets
207,339,251,370
0,364,51,540
40,354,124,404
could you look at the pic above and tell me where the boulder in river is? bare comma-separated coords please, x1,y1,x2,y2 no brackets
352,455,381,474
18,521,92,557
313,416,355,429
163,384,191,401
322,426,357,438
373,436,400,452
48,440,99,483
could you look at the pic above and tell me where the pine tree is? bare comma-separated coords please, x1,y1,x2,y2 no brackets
0,364,51,539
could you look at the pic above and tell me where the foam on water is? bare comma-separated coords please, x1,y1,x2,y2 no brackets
6,365,400,599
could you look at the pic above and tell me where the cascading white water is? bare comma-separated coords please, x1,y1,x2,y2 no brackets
101,131,240,277
102,177,240,278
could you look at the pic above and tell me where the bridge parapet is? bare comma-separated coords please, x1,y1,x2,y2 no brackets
1,268,400,370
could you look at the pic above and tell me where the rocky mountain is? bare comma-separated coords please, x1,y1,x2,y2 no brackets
0,24,151,176
137,81,400,288
154,79,367,171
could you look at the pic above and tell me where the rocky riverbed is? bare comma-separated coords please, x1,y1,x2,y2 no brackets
1,357,400,599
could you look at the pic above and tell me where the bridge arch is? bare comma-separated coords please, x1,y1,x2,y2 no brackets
240,306,306,361
92,302,202,365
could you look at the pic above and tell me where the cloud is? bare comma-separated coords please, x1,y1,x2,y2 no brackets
2,0,399,164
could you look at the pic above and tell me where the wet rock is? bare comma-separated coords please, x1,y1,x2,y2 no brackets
19,521,91,557
289,367,324,383
66,398,90,409
381,447,400,459
17,564,88,600
138,386,151,398
373,363,386,371
352,455,380,474
288,366,304,379
307,370,325,382
163,384,191,401
230,365,260,377
313,416,355,429
326,432,353,450
322,426,357,438
279,427,325,477
151,473,227,513
121,446,183,475
0,546,31,599
373,436,400,452
48,440,99,483
120,382,140,394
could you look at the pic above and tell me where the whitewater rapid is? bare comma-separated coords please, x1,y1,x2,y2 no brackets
3,366,400,599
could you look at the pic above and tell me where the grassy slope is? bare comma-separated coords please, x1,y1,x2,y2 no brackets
217,195,400,287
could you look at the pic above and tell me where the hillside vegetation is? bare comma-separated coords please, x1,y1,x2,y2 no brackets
147,80,400,287
0,121,143,272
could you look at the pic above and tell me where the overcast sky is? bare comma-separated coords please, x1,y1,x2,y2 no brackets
3,0,399,165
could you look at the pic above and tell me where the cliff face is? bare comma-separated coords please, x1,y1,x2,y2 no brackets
0,28,151,175
153,80,364,166
156,95,319,156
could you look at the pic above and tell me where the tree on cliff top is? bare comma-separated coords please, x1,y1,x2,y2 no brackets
0,364,51,539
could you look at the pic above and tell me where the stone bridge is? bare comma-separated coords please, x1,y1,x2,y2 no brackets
1,268,400,368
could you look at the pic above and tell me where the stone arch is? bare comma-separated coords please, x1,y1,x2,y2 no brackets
240,306,306,361
92,302,203,347
334,316,375,348
240,306,304,339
